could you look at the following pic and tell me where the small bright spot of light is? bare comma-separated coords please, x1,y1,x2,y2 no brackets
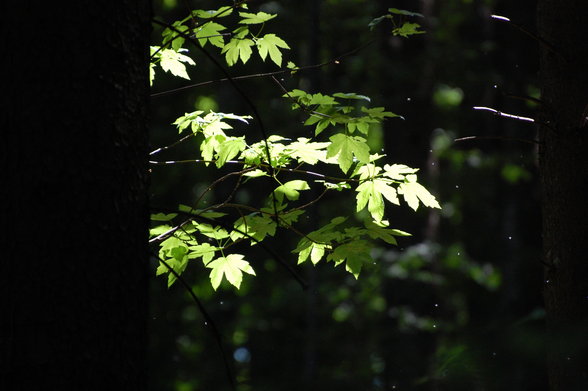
508,236,512,240
234,347,251,363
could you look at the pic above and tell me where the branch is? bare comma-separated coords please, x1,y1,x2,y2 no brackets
152,251,236,391
151,208,309,290
491,14,567,61
454,135,540,145
151,40,375,99
151,18,282,225
473,106,535,123
150,133,195,156
149,158,357,183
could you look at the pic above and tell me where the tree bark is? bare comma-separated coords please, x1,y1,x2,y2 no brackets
1,2,150,389
537,1,588,389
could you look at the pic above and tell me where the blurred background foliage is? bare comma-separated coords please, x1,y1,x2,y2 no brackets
149,0,544,389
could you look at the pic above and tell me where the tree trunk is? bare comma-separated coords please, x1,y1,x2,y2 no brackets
537,1,588,389
1,2,150,389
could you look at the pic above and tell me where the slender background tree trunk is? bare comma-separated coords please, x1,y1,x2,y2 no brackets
1,2,150,389
537,1,588,389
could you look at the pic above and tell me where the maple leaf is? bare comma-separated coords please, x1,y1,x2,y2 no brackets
256,33,290,66
207,254,255,290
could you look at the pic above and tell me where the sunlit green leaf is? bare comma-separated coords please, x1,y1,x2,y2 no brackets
256,33,290,66
327,134,371,173
222,37,254,66
151,213,178,222
206,254,255,290
194,22,226,48
159,48,195,79
239,11,277,24
216,137,246,168
274,180,310,203
327,240,372,278
398,175,441,211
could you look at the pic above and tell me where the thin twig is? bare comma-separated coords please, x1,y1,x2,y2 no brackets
193,168,254,209
454,135,540,145
271,75,332,120
150,133,195,156
473,106,535,123
491,14,567,61
153,251,236,391
149,158,357,183
151,40,375,98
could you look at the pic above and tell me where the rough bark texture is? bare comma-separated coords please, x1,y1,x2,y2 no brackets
537,1,588,390
1,2,150,389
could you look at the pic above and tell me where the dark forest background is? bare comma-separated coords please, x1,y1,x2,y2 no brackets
148,1,545,390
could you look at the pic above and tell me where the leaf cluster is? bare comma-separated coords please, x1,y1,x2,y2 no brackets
150,3,440,290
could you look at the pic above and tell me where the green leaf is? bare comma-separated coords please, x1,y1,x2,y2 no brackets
383,164,419,180
162,23,188,51
159,49,195,79
368,14,393,29
193,6,233,19
274,180,310,203
361,106,400,119
388,8,424,17
309,93,338,106
206,254,256,290
157,238,190,287
286,138,329,165
231,214,277,242
221,38,254,66
333,92,371,102
256,34,290,66
195,223,230,240
393,22,426,38
398,175,441,210
326,134,371,173
279,209,305,226
194,22,226,48
239,11,277,24
243,169,268,178
150,224,171,237
356,178,400,223
216,137,246,168
151,213,177,222
187,243,217,265
296,241,329,265
293,217,347,264
149,62,156,86
364,220,411,245
327,240,372,278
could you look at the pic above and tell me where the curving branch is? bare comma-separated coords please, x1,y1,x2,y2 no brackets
153,251,236,391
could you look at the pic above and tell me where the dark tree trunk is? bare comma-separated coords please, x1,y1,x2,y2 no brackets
1,2,150,390
537,1,588,389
